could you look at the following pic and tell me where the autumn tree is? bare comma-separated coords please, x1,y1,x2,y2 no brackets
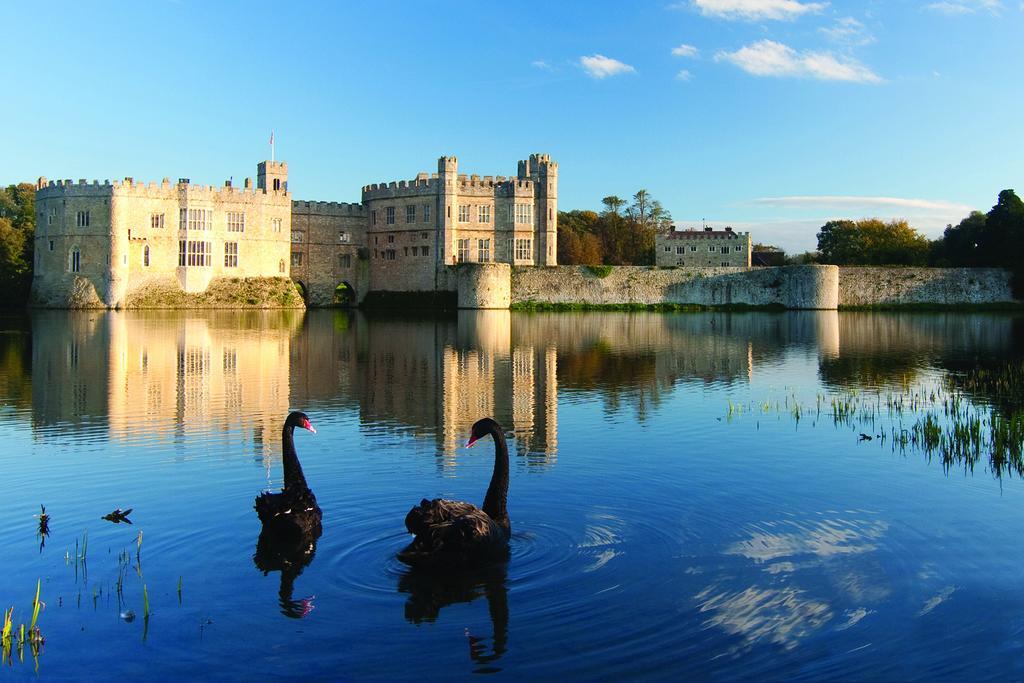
0,183,36,306
816,218,930,266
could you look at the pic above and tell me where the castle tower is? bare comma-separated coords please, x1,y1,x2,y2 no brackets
438,156,458,266
257,161,288,192
518,154,558,266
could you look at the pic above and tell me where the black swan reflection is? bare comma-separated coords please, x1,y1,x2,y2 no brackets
253,411,321,618
398,562,509,671
253,528,318,618
255,411,321,538
399,418,510,568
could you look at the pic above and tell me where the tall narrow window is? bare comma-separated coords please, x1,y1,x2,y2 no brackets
76,211,90,227
150,213,164,229
386,206,395,225
423,204,431,222
180,208,187,230
144,245,150,267
339,253,351,269
291,230,303,243
478,205,491,223
49,240,54,251
224,241,238,267
406,205,416,223
279,259,285,273
457,239,470,262
478,238,491,262
372,210,377,225
70,248,81,273
272,218,282,233
179,240,187,266
458,205,470,223
273,178,281,191
291,252,303,267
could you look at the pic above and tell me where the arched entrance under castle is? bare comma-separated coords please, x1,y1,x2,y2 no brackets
334,281,356,307
293,281,307,301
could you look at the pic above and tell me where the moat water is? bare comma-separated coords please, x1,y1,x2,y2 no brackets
1,309,1023,680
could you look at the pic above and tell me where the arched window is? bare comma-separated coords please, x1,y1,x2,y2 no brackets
70,248,81,273
279,259,285,274
144,245,150,267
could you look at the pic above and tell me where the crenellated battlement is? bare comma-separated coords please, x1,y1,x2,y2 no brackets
36,175,290,201
292,199,366,216
362,175,439,200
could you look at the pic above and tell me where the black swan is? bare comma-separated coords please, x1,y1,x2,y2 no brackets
253,527,319,618
399,417,510,568
255,411,321,539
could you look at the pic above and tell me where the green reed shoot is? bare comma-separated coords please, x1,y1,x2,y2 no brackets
29,580,40,632
142,584,150,618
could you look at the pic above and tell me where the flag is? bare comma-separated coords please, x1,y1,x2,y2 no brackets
269,131,274,146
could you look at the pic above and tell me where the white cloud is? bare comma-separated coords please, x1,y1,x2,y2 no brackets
579,54,636,79
689,0,827,21
819,17,875,45
671,43,700,58
676,69,694,81
531,60,553,70
926,0,1001,14
715,40,882,83
751,195,973,213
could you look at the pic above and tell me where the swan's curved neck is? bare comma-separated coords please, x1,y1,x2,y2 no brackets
481,426,509,525
281,424,309,491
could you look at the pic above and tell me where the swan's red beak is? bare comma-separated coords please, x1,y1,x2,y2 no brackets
302,418,316,434
465,435,479,448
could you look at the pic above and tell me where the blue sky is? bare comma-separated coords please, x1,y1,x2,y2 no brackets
2,0,1021,252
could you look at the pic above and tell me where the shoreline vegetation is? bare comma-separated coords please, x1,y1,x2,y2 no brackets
510,300,1024,313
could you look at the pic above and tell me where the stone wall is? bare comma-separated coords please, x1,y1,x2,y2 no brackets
511,266,839,309
837,267,1014,306
290,200,367,306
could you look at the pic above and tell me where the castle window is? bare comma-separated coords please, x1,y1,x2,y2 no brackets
385,249,396,261
338,232,349,243
721,246,729,254
421,232,428,240
423,204,430,222
179,240,186,266
736,245,743,251
478,238,491,262
47,207,54,226
186,208,211,231
224,241,238,268
279,259,285,273
515,204,532,224
708,246,715,253
721,261,729,267
690,246,697,252
458,205,470,223
388,234,395,244
150,213,164,229
291,230,303,243
291,252,303,267
76,211,90,227
386,207,395,225
664,246,671,252
404,247,409,256
406,205,416,223
70,248,81,273
515,238,533,261
676,246,685,255
272,218,282,233
144,245,150,267
339,253,351,269
183,240,212,267
180,209,187,230
49,240,54,251
227,212,245,233
478,205,491,223
422,246,429,256
457,239,470,262
273,178,281,191
371,210,377,225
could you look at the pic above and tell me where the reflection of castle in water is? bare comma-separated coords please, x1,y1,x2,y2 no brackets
30,310,300,464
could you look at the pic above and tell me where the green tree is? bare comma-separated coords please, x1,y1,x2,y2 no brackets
0,183,36,306
816,218,930,266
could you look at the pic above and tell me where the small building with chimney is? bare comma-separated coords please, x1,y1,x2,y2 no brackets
657,226,751,268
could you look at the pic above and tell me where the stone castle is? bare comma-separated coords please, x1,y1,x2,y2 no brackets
31,154,558,308
655,226,752,268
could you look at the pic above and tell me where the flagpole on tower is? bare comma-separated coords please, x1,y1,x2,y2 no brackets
270,130,275,162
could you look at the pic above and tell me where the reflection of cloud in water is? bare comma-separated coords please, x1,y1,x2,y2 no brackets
726,518,889,563
918,586,956,616
580,513,624,573
696,586,833,651
836,607,872,631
